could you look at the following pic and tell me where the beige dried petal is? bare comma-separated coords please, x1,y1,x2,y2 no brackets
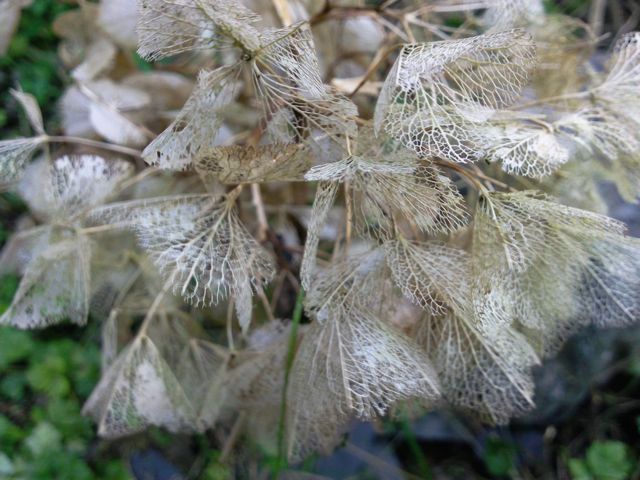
194,144,312,185
122,72,194,110
83,335,197,438
137,0,261,60
98,0,138,48
374,30,535,162
415,311,538,424
89,102,148,147
143,67,241,170
0,137,45,182
0,0,30,55
59,86,95,137
10,89,44,135
0,236,91,329
93,195,275,331
71,37,117,82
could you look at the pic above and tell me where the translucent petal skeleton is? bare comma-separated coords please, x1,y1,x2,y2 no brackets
137,0,262,60
142,67,242,170
0,225,55,276
290,306,440,417
596,32,640,110
301,135,467,288
382,237,539,422
482,0,544,30
553,33,640,200
194,143,312,185
384,238,469,315
0,235,91,329
146,315,230,428
415,311,538,424
20,155,134,222
0,137,45,183
374,30,535,162
142,20,357,176
481,122,570,178
473,192,640,354
9,0,640,463
253,24,358,160
177,339,229,428
83,335,198,438
224,322,293,449
93,194,275,331
299,180,339,290
294,249,441,441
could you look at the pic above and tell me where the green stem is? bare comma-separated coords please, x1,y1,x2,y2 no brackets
275,288,306,472
400,416,432,480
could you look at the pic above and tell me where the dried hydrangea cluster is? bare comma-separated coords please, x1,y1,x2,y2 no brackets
1,0,640,463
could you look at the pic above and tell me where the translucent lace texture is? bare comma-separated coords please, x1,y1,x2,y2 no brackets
290,250,440,458
301,132,468,289
143,21,357,175
374,29,535,162
92,194,275,332
473,192,640,354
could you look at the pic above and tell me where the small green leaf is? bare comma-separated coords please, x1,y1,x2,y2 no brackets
43,398,92,441
0,326,34,370
569,458,593,480
100,461,133,480
202,452,232,480
0,371,28,401
26,357,71,398
585,441,634,480
28,450,94,480
0,275,20,317
25,422,62,456
0,415,25,448
484,436,517,477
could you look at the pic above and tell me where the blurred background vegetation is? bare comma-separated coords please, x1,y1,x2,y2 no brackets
1,0,640,479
